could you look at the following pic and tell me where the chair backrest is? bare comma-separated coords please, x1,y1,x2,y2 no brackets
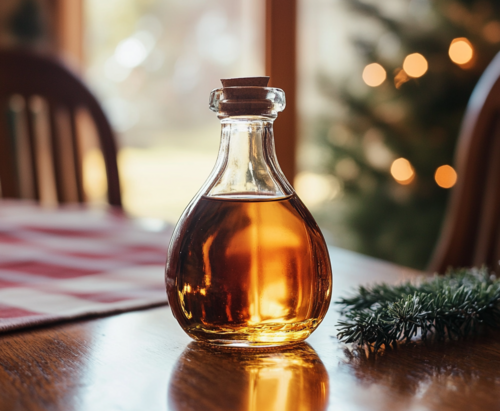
0,49,121,207
429,51,500,273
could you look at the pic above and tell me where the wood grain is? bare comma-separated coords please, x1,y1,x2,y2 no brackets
1,247,499,411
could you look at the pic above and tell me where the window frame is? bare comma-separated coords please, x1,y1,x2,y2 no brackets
53,0,297,180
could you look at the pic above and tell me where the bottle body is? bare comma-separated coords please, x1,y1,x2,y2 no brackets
166,115,332,347
166,193,331,346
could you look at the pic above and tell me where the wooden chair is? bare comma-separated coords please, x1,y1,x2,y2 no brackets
0,49,122,207
429,51,500,273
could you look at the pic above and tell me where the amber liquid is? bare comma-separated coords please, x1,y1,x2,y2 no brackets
166,194,332,347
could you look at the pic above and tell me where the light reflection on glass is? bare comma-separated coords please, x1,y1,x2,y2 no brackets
168,343,329,411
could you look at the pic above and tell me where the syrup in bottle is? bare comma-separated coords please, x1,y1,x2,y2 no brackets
166,77,332,347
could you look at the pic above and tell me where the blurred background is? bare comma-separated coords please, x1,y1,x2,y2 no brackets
0,0,499,270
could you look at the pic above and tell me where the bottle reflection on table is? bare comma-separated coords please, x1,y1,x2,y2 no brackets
168,342,329,411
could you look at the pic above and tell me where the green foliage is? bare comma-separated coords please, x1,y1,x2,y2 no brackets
321,0,500,268
336,268,500,350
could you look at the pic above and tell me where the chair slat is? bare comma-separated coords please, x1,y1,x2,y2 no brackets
88,105,121,207
51,106,79,203
0,98,18,198
48,102,63,203
30,96,58,206
69,108,85,203
10,95,35,199
25,96,40,201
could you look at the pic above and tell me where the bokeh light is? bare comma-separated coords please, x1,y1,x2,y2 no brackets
295,172,342,207
362,63,387,87
115,37,149,68
434,165,457,188
448,38,474,65
483,21,500,43
402,53,428,78
390,158,415,185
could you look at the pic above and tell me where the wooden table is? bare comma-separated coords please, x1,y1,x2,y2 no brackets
1,247,499,411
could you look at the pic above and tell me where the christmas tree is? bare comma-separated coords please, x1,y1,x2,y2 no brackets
319,0,500,269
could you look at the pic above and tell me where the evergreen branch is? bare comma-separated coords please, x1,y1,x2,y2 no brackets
336,267,500,350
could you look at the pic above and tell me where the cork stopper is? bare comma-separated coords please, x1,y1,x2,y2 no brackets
221,77,270,87
209,76,285,117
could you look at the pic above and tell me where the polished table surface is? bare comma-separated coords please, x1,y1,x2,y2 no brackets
1,247,500,411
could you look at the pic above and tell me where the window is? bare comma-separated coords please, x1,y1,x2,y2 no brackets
85,0,264,221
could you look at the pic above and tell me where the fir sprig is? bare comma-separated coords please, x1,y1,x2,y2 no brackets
336,268,500,350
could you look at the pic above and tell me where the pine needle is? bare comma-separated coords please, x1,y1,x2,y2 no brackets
335,267,500,350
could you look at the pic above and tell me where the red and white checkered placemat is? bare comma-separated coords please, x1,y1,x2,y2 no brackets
0,202,172,332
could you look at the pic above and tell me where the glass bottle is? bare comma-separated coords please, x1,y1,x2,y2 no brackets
165,77,332,347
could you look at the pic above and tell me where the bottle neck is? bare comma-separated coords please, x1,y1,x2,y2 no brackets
206,117,293,198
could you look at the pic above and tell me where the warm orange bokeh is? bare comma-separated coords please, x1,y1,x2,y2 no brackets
362,63,386,87
449,38,474,65
390,158,415,185
483,22,500,43
403,53,428,78
435,165,457,188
